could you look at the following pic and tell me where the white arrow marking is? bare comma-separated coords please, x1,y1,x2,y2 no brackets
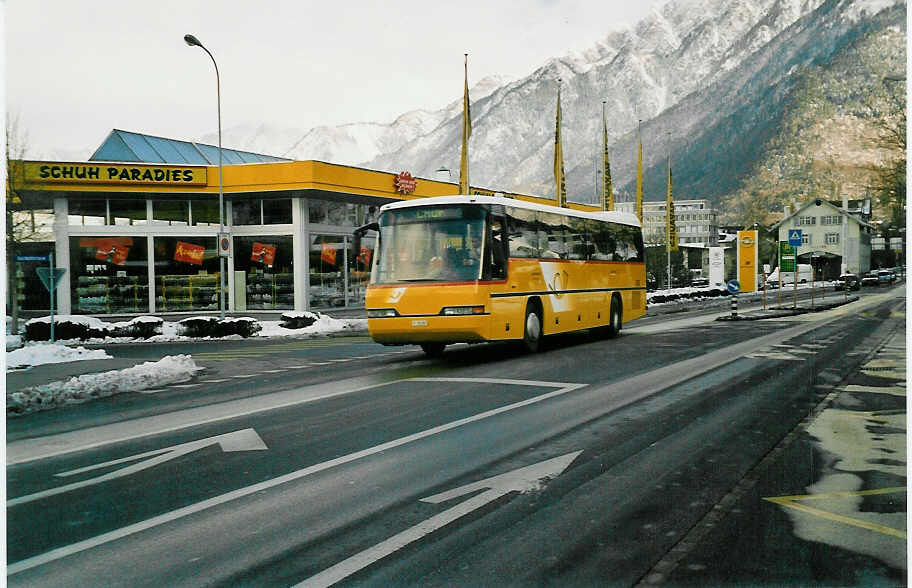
8,428,267,507
296,451,582,588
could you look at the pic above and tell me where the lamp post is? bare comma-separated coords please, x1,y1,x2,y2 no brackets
184,33,226,319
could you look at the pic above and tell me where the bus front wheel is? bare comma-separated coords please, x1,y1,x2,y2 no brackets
606,300,622,338
421,343,446,357
523,303,543,353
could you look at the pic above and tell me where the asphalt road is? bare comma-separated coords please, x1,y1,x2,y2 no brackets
6,285,906,587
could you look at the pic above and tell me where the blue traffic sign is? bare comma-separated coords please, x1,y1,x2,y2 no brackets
788,229,803,247
15,255,49,262
726,279,741,294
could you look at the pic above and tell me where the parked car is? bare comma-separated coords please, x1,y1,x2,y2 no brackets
861,272,880,287
834,273,860,291
877,269,895,285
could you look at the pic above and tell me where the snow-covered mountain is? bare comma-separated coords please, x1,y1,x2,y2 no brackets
201,0,904,208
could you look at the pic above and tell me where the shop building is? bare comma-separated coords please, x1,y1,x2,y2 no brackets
13,130,599,316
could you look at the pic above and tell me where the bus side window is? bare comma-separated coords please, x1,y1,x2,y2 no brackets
506,208,540,258
567,216,587,260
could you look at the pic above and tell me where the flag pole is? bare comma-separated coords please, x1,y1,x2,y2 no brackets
459,53,472,195
636,118,643,223
555,77,567,208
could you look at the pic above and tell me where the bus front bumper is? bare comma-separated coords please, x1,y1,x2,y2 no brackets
368,314,491,344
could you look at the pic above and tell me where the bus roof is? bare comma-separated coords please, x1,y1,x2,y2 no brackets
379,195,641,228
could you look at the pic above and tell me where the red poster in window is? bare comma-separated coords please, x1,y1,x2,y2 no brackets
174,241,205,265
321,243,337,265
95,244,129,265
251,242,276,266
81,236,134,250
357,246,372,266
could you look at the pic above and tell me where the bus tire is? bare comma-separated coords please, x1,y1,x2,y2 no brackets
420,343,446,357
522,302,543,353
606,297,622,338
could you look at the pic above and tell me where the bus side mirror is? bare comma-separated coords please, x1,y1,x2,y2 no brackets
353,222,379,261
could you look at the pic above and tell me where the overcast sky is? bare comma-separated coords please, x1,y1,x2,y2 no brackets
7,0,666,158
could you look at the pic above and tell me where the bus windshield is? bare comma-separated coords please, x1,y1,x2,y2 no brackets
373,205,486,283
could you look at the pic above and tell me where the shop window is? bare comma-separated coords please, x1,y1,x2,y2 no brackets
308,199,328,224
152,200,189,226
232,199,261,225
263,199,292,225
192,198,221,226
12,244,54,311
68,198,107,225
310,234,345,308
70,236,149,314
109,199,148,225
232,235,294,310
152,236,220,311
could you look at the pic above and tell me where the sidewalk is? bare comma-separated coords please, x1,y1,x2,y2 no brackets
657,303,907,585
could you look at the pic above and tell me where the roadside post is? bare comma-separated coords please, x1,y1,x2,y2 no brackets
787,230,802,310
727,279,741,318
762,265,769,312
35,252,67,343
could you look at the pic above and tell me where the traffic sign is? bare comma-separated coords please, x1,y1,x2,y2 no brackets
726,279,741,294
218,232,231,258
788,229,803,247
36,268,66,292
15,255,49,262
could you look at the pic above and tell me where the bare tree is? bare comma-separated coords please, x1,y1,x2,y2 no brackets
6,115,43,333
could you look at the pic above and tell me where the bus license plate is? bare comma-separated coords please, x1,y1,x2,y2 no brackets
411,319,428,326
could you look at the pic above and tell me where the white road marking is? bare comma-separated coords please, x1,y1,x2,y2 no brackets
6,378,585,575
9,429,267,507
169,384,201,389
297,451,582,588
230,375,256,379
200,379,229,383
261,369,286,373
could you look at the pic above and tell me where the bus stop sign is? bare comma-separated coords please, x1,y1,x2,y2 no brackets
36,268,66,292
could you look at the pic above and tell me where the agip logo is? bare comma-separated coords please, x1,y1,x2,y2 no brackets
394,171,417,194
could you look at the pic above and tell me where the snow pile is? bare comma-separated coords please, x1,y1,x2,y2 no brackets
7,344,111,369
7,355,203,417
260,313,366,338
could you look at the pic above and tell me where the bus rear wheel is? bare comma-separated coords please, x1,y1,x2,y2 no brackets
420,343,446,357
523,303,543,353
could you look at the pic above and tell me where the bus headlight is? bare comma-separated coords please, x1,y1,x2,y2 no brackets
441,306,485,316
367,308,398,318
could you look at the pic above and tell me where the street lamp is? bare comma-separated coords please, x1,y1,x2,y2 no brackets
184,33,226,319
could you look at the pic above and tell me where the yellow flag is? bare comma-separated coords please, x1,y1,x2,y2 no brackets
555,83,567,207
666,165,678,252
636,122,643,222
459,54,472,195
602,105,613,211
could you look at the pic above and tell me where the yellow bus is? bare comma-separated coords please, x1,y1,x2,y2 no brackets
355,195,646,356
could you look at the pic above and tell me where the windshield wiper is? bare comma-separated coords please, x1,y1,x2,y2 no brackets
398,278,440,282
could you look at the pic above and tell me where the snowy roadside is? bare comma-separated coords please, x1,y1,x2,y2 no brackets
7,355,203,417
7,344,112,370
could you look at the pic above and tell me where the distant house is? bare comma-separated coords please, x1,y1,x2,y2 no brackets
772,199,875,278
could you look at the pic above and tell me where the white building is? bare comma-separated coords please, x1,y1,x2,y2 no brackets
772,199,874,278
616,199,719,247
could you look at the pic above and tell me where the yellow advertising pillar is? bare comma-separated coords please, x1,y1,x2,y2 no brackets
737,230,758,293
